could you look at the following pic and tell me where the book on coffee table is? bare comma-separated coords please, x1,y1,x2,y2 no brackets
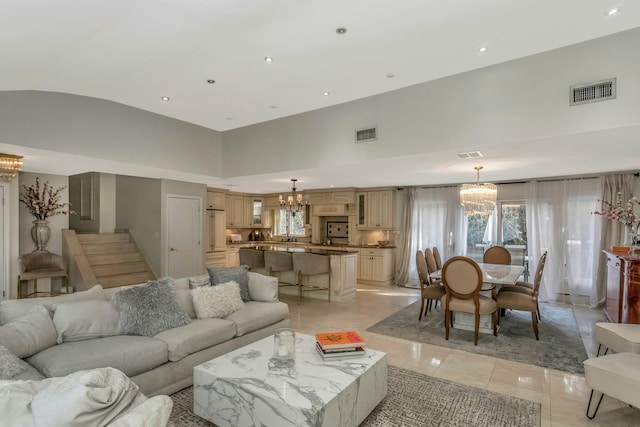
315,342,366,359
315,331,366,350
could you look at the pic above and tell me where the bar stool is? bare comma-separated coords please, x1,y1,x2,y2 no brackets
17,252,70,299
264,250,295,286
292,253,331,302
239,248,265,271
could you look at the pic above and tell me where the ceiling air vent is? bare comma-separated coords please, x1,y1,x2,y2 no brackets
355,126,378,143
456,151,483,159
570,78,616,106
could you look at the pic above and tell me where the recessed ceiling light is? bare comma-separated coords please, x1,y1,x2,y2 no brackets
206,79,215,84
607,7,620,15
161,96,170,101
479,47,487,53
386,73,395,78
336,27,347,34
323,91,330,96
264,57,273,63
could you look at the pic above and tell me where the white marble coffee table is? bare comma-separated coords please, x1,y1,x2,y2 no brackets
193,333,387,427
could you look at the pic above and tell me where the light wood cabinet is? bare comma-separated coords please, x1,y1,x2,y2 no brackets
358,248,394,285
306,190,355,205
357,190,395,229
206,252,226,268
226,195,245,227
206,190,225,210
226,248,240,267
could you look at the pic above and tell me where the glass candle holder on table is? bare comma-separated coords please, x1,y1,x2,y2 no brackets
274,328,296,359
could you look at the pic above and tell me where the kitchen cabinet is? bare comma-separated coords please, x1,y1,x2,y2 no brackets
226,195,245,227
206,252,226,268
207,210,226,252
206,190,225,210
604,251,640,324
226,248,240,267
306,190,355,205
358,248,394,286
357,190,395,229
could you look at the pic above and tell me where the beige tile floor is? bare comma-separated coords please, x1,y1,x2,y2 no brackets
281,284,640,427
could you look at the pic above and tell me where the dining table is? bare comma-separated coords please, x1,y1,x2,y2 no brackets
430,262,526,334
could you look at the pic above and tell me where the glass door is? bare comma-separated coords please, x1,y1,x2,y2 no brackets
499,201,528,280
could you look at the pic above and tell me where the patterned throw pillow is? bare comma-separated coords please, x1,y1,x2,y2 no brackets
111,280,191,337
207,266,251,302
0,344,27,379
191,281,245,319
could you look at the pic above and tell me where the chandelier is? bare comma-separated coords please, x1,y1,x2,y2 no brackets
0,153,23,182
460,166,497,216
279,178,307,216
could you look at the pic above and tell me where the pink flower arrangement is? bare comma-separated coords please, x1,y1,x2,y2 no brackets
19,177,74,220
593,193,640,236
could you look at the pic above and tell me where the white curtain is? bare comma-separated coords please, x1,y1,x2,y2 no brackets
394,188,415,286
525,178,601,306
407,186,465,286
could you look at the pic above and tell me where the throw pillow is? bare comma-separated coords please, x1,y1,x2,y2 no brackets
0,305,57,358
247,272,279,302
52,300,121,344
0,344,27,380
111,281,191,337
189,275,211,289
207,265,251,302
191,281,244,319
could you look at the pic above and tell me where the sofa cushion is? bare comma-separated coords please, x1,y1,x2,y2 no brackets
0,284,105,325
111,280,191,337
52,300,121,344
0,305,57,358
224,301,290,336
27,335,169,378
153,318,236,362
208,265,251,302
192,281,244,319
247,271,279,302
0,344,26,379
175,289,197,319
188,275,211,289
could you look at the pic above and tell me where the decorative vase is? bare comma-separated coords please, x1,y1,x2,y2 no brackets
30,220,51,252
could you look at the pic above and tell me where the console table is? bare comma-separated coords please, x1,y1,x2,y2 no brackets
603,250,640,324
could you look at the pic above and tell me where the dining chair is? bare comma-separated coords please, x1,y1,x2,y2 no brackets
441,256,498,345
424,249,441,284
497,251,547,321
496,251,548,340
483,246,511,265
416,250,445,320
432,246,443,271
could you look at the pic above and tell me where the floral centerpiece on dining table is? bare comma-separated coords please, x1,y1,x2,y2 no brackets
19,177,73,251
593,192,640,246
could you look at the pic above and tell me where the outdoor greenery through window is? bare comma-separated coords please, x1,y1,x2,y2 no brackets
277,209,305,236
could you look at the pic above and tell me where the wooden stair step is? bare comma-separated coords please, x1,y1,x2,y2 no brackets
97,272,156,288
92,262,150,277
77,233,131,244
88,252,142,265
82,242,137,255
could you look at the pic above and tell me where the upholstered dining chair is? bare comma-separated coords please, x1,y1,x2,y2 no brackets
483,246,511,265
432,246,443,271
441,256,498,345
498,251,548,321
496,251,548,340
416,250,445,320
424,248,441,286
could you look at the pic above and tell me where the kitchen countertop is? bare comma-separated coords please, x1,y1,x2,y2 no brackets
225,241,396,250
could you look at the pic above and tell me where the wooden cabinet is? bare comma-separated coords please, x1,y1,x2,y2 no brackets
226,248,240,267
306,190,355,205
604,251,640,324
206,190,225,210
226,195,245,227
207,210,226,252
226,195,269,228
206,252,226,268
357,190,395,229
358,248,394,286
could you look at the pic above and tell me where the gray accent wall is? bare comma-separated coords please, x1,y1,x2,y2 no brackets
0,91,223,178
221,27,640,179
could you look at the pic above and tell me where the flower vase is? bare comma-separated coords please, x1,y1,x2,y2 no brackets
30,220,51,252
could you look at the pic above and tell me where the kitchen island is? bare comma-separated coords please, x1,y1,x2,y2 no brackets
243,244,359,302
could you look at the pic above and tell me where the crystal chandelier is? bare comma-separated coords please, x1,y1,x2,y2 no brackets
0,153,23,182
460,166,497,216
279,179,307,216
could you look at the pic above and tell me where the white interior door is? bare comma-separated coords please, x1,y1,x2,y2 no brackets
167,195,202,278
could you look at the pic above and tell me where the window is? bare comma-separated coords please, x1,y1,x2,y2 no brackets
276,209,305,236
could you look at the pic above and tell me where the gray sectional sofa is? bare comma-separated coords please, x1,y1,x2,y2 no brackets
0,271,290,396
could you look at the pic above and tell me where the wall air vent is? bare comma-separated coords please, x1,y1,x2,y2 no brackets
570,78,616,106
355,126,378,143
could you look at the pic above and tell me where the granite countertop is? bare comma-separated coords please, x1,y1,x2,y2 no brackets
226,241,396,250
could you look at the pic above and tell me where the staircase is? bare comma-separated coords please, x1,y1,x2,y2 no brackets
76,232,156,288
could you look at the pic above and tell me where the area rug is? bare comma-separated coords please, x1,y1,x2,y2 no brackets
169,365,540,426
367,301,588,374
